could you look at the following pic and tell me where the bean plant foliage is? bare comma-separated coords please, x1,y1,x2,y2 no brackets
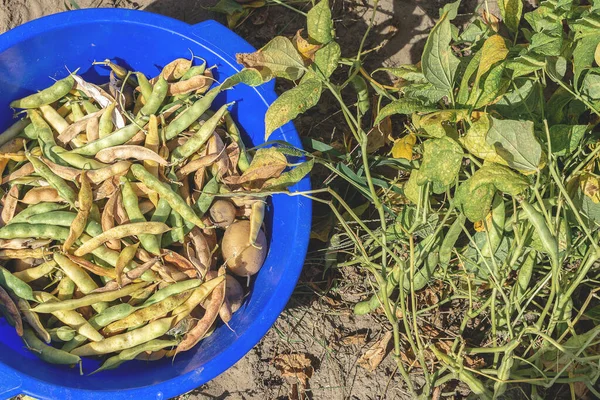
227,0,600,398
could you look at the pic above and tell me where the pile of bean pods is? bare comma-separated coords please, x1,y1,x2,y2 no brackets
0,57,307,372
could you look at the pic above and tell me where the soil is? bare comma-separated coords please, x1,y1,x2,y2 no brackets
1,1,494,399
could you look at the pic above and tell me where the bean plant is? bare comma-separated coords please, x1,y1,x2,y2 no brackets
229,0,600,398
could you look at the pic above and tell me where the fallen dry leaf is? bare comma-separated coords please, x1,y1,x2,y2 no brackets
357,331,393,371
274,353,314,385
340,332,368,346
366,117,391,153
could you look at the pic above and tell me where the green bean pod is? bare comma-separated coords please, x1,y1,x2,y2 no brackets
121,178,161,255
22,327,81,365
32,281,148,313
481,194,505,259
70,116,148,156
136,73,153,101
224,113,250,172
11,75,75,109
27,154,77,207
71,316,176,356
53,253,108,313
521,200,559,264
99,102,116,138
27,211,103,236
165,86,221,140
0,223,69,241
18,299,51,343
139,77,168,116
170,102,230,164
0,265,35,301
91,339,179,374
131,164,205,228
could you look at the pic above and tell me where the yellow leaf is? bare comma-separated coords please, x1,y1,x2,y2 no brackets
419,110,469,138
292,29,322,62
595,42,600,66
458,112,507,165
476,35,509,82
580,173,600,203
391,133,416,160
474,211,493,232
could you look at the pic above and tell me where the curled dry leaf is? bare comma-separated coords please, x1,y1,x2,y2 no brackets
176,151,223,178
273,353,314,387
293,29,322,62
222,147,287,186
357,331,393,371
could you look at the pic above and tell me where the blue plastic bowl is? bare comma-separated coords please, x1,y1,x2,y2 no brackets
0,9,311,399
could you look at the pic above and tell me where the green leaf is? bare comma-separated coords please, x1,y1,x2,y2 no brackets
416,137,463,193
208,0,243,15
455,164,529,222
471,164,529,196
573,35,600,85
440,0,461,20
459,19,489,43
580,71,600,101
505,53,546,78
374,99,436,125
549,125,587,156
306,41,340,80
373,65,427,84
492,78,541,119
457,51,482,105
486,117,542,172
546,87,573,126
263,159,314,190
421,12,460,91
529,28,563,56
469,62,510,108
265,79,322,139
498,0,523,33
459,113,507,165
236,36,305,81
402,83,448,104
307,0,334,44
221,68,265,89
456,181,496,222
404,172,422,204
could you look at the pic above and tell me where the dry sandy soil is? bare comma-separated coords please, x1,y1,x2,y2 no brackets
0,1,495,399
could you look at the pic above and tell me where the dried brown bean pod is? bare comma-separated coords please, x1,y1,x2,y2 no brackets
56,110,103,145
86,116,100,142
95,145,168,165
175,273,225,354
21,187,62,204
176,152,222,179
2,162,34,184
163,250,198,279
39,158,80,181
167,75,212,96
0,286,23,336
87,161,132,185
102,191,121,251
1,185,19,225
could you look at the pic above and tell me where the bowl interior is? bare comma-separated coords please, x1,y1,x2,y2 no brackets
0,10,310,397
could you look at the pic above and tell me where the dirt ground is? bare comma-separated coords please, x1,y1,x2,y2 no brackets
0,1,495,399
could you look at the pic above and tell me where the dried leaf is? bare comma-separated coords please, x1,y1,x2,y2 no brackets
357,331,393,371
293,29,322,62
224,147,287,185
274,353,314,385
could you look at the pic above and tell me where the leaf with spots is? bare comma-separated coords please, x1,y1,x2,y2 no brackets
265,79,322,139
421,11,460,91
416,137,463,193
307,0,334,44
236,36,305,81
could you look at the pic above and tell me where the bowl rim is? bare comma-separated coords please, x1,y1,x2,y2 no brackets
0,8,311,399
